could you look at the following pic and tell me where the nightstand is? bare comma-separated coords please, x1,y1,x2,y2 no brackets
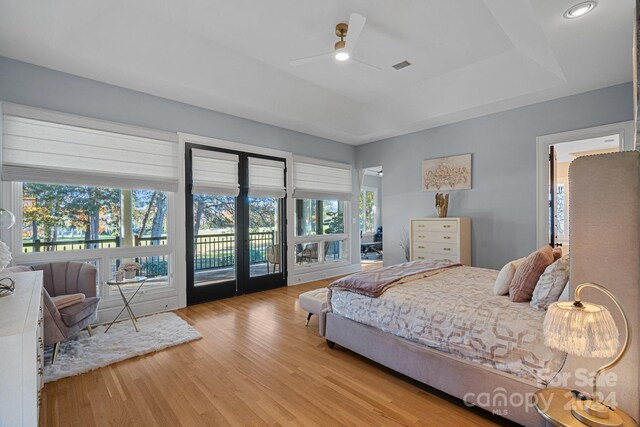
533,388,638,427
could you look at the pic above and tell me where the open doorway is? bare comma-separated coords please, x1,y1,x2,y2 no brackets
360,166,383,271
536,121,634,250
549,136,619,253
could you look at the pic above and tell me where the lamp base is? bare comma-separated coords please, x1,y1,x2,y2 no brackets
571,400,622,427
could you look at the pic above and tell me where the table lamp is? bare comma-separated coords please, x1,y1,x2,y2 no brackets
0,208,15,297
543,282,630,427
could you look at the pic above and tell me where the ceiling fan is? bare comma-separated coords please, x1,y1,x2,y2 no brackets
289,13,381,70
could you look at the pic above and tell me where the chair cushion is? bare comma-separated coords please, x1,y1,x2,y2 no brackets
299,288,329,314
51,293,86,310
59,297,100,327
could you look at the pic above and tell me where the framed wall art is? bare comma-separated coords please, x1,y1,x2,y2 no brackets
422,154,471,191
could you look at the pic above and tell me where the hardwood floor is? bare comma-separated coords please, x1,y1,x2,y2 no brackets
40,279,512,427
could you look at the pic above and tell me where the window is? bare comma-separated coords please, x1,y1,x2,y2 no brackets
13,181,174,297
555,179,569,241
295,199,344,236
359,188,377,234
294,199,348,267
22,183,168,252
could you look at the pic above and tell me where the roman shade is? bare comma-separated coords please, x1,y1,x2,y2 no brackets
190,148,240,197
293,156,352,201
1,108,179,192
248,157,286,198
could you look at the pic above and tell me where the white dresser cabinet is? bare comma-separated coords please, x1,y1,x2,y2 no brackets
0,271,44,427
409,218,471,265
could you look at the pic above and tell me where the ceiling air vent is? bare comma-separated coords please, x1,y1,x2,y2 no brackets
392,60,411,70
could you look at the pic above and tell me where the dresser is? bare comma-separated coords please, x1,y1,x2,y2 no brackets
409,217,471,265
0,271,44,427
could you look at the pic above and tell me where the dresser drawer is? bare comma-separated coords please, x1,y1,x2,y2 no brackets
412,242,458,256
412,231,457,243
412,220,458,232
412,251,460,263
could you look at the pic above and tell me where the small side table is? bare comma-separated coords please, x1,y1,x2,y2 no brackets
533,388,638,427
105,276,147,333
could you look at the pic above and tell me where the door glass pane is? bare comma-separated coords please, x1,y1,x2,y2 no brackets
249,196,281,277
193,194,236,286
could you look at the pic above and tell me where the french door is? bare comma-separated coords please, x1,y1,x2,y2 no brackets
185,144,287,304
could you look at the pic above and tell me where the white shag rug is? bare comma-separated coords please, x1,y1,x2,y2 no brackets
44,312,201,383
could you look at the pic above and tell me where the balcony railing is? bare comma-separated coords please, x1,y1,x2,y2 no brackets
22,231,275,278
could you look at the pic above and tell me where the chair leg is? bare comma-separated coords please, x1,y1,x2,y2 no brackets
86,324,93,337
305,312,313,326
51,342,60,364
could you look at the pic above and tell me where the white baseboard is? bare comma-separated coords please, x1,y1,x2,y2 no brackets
96,295,180,324
289,263,360,286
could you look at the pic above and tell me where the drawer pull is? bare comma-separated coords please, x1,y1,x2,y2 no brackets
418,245,425,249
417,225,425,228
38,367,43,376
443,236,451,240
417,256,425,260
443,225,451,228
444,248,451,251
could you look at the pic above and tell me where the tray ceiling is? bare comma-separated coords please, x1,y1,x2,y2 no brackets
0,0,633,144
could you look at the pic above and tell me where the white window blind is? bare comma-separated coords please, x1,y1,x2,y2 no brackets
1,113,179,192
191,149,240,197
293,156,352,201
248,157,286,198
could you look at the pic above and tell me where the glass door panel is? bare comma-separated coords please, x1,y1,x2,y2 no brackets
248,196,282,277
186,144,287,304
193,194,236,286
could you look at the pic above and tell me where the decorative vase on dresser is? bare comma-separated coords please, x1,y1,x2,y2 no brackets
409,217,471,265
0,270,44,427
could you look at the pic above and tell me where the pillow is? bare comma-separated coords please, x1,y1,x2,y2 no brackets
509,246,554,303
51,293,86,310
530,254,570,310
552,247,562,260
493,258,525,296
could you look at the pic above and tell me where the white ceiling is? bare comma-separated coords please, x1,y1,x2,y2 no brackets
0,0,634,145
554,134,620,162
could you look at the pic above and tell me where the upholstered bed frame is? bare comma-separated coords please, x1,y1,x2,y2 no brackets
325,151,640,427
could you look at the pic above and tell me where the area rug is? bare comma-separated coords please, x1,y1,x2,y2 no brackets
43,312,201,383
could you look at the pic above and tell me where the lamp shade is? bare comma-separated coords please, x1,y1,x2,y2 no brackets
0,209,15,229
543,301,620,358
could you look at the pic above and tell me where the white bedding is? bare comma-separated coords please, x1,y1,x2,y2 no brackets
330,265,564,384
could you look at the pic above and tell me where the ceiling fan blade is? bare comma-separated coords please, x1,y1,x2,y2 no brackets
352,58,382,71
346,13,366,53
289,52,334,66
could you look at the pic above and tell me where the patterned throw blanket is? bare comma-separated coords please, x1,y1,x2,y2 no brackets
328,259,460,303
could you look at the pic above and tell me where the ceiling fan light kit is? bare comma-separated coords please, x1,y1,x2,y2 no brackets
289,12,378,70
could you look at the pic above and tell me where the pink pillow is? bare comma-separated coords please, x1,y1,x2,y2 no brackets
51,293,86,310
509,246,554,302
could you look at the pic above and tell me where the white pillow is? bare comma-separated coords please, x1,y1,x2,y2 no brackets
493,258,525,296
530,254,570,310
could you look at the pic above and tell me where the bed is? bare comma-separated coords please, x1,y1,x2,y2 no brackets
325,262,557,426
324,152,640,427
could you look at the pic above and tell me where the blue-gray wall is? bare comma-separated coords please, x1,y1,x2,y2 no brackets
0,56,361,269
356,82,634,269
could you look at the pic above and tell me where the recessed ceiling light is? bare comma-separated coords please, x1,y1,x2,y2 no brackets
335,51,350,61
563,1,597,19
